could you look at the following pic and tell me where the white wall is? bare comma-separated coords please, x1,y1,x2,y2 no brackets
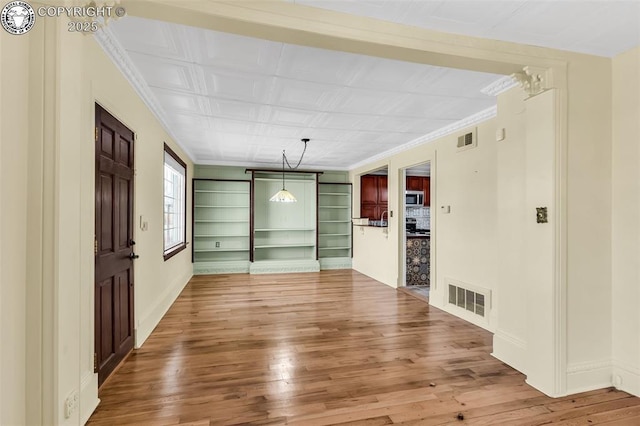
611,46,640,397
0,17,195,425
565,55,613,394
0,29,29,426
350,118,498,332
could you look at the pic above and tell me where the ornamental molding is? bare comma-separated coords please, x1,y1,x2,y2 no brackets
511,66,549,97
480,75,519,97
349,105,497,171
93,26,196,162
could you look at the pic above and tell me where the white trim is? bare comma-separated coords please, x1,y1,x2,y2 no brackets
79,372,99,425
249,259,320,274
319,257,352,270
194,260,250,275
612,359,640,397
93,28,196,163
553,69,569,397
348,106,497,171
566,359,613,395
480,75,519,96
492,329,528,375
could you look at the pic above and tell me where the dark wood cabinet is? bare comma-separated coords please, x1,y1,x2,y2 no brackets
406,176,422,191
360,174,388,220
406,176,430,207
360,175,379,205
378,176,388,204
423,177,430,207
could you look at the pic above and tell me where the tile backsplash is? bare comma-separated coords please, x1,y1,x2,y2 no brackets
407,207,430,229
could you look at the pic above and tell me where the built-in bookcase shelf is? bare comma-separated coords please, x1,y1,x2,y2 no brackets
192,179,251,274
250,171,319,272
318,183,352,269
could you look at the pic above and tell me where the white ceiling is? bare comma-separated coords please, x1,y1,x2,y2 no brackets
294,0,640,58
105,1,639,170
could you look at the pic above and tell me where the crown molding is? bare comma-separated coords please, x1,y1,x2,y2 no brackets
93,27,196,163
480,75,519,96
348,105,497,171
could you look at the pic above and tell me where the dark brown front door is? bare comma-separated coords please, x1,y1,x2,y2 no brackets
95,104,135,387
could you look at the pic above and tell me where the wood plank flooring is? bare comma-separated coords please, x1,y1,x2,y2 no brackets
88,270,639,425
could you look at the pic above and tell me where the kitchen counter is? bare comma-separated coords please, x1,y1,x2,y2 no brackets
406,232,430,238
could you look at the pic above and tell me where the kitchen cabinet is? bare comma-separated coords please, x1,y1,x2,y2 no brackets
405,176,430,207
360,174,387,220
406,176,423,191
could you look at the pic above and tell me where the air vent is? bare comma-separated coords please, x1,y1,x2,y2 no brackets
456,128,477,152
447,279,490,318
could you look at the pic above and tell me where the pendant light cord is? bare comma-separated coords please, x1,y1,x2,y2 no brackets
283,139,308,170
280,138,309,190
281,150,286,190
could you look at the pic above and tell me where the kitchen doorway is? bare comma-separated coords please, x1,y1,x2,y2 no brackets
401,161,431,299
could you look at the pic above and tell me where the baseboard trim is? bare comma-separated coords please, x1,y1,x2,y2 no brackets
492,329,528,375
135,271,192,347
566,359,613,395
250,259,320,274
319,257,352,270
612,359,640,397
80,371,100,424
194,260,250,275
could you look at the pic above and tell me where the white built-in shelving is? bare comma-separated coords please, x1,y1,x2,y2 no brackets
318,183,352,268
192,179,251,274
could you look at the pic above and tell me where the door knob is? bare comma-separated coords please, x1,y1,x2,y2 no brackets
129,253,139,259
130,239,136,245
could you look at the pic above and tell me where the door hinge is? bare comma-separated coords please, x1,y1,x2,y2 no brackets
95,126,99,142
94,237,98,256
93,353,98,372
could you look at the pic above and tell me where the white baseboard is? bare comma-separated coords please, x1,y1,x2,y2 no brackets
80,371,100,425
135,271,192,348
492,329,528,375
566,359,613,395
249,259,320,274
319,257,352,270
613,359,640,397
193,260,250,275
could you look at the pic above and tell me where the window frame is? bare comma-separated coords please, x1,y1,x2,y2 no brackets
163,143,188,261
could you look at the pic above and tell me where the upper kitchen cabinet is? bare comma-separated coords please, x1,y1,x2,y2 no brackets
360,173,388,220
406,176,423,192
422,177,430,207
405,176,430,207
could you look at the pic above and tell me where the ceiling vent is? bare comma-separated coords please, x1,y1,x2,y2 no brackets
456,128,477,152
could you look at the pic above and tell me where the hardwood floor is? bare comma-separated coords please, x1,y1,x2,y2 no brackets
88,270,639,425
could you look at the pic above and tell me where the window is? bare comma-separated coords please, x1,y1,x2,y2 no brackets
163,143,187,260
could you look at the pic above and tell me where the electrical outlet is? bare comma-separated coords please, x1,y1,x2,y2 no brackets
64,390,79,419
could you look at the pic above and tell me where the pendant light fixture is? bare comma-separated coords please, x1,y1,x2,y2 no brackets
269,138,309,203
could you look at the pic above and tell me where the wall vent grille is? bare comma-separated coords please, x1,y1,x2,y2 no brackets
447,281,489,318
456,128,477,151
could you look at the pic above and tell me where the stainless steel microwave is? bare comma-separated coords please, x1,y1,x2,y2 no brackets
405,190,424,206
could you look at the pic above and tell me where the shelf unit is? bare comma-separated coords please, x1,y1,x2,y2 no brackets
250,171,320,273
192,179,251,274
318,183,353,269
